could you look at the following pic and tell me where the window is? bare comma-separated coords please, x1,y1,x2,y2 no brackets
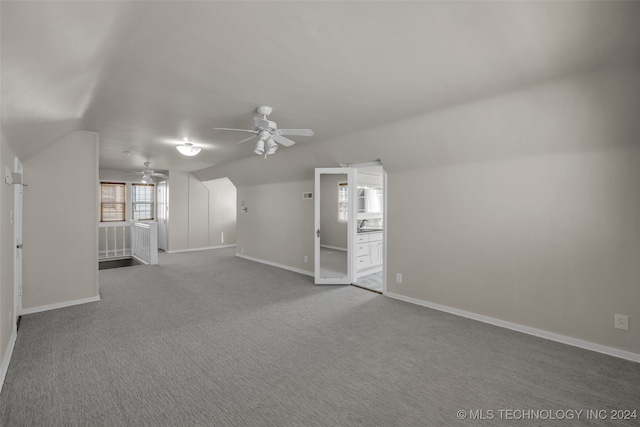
101,183,126,222
132,183,154,220
338,182,348,222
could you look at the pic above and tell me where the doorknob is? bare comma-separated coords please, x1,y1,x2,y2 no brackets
316,229,320,238
16,244,23,249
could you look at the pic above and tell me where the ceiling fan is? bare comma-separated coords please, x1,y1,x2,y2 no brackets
215,106,313,156
128,161,168,183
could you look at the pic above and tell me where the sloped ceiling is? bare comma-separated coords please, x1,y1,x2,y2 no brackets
2,2,639,182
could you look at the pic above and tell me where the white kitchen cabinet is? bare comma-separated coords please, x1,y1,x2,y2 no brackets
356,243,370,256
369,241,382,265
356,232,383,277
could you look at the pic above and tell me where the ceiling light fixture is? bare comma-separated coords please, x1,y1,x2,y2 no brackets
265,137,278,155
141,173,151,184
176,140,201,156
254,138,265,155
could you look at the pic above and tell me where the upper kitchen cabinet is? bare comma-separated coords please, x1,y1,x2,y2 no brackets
356,167,384,219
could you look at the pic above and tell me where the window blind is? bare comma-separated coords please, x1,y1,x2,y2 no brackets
132,183,154,220
101,182,126,222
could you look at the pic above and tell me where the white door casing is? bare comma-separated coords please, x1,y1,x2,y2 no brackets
14,157,23,321
156,181,168,251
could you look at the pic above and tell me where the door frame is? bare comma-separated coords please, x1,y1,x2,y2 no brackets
14,157,23,322
156,180,168,251
314,167,356,285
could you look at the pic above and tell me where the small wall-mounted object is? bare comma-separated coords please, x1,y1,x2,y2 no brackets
6,171,28,186
241,206,248,213
303,192,313,200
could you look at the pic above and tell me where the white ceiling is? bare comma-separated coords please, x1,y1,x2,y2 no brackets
2,2,640,175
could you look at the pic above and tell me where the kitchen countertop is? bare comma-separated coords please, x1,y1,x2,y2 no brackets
357,229,383,234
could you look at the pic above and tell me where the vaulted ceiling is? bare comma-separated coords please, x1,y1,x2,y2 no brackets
2,2,640,179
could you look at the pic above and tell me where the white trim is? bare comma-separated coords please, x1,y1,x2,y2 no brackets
384,292,640,363
167,244,236,254
99,254,132,262
21,295,101,316
14,156,23,325
131,254,149,265
320,244,347,252
0,328,17,395
99,249,132,257
236,253,314,277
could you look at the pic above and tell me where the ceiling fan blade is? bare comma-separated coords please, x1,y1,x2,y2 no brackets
126,172,144,175
214,127,258,134
273,134,296,147
278,129,314,136
236,134,258,144
151,173,168,179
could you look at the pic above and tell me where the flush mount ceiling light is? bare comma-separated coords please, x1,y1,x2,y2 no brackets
176,139,201,156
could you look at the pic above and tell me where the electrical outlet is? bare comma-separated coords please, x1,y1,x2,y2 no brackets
241,248,244,254
221,232,224,244
396,273,403,283
615,314,629,331
304,256,308,263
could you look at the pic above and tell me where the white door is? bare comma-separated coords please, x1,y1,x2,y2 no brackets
156,181,168,251
314,168,356,285
14,157,23,322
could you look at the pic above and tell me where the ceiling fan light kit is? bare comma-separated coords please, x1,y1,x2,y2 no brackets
176,141,201,156
214,106,313,158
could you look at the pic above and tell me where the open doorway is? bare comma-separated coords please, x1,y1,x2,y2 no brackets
352,163,386,294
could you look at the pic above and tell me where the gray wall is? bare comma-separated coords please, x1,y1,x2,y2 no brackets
188,174,209,249
320,173,347,250
168,171,237,252
203,178,237,246
224,63,640,355
237,180,314,273
23,131,99,309
167,170,189,251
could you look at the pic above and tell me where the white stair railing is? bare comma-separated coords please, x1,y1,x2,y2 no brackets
99,222,131,259
131,222,158,265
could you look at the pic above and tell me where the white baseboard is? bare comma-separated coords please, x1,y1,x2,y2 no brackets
385,292,640,363
320,245,347,252
168,244,236,254
0,328,17,395
235,253,314,277
21,295,101,316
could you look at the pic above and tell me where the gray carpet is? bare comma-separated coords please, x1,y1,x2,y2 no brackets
1,248,638,426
